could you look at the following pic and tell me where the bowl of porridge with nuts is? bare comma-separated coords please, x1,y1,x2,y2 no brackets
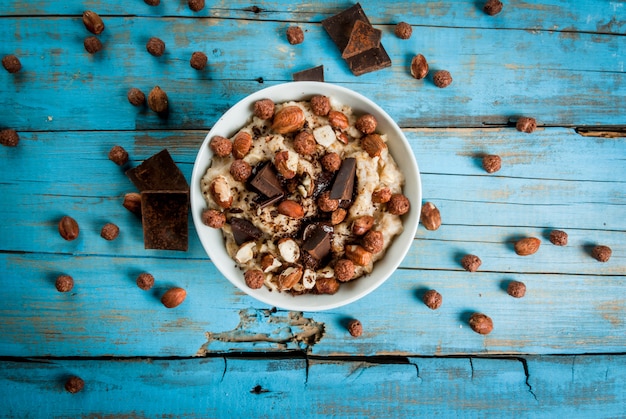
190,82,421,311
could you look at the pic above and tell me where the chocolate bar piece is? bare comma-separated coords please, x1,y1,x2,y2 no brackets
322,3,371,53
302,224,332,260
249,162,284,198
230,217,263,246
342,20,381,59
141,190,189,251
126,149,189,192
330,158,356,201
293,65,325,82
347,48,392,76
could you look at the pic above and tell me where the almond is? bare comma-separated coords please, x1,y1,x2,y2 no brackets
410,54,428,80
209,176,233,209
420,202,441,231
232,131,252,159
278,266,303,290
277,200,304,219
345,244,372,266
82,10,105,35
361,134,386,158
514,237,541,256
161,287,186,308
271,106,305,134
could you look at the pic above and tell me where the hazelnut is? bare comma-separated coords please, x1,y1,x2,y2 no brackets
293,131,316,155
55,275,74,293
461,254,481,272
317,191,339,212
58,216,80,241
136,272,155,290
420,202,441,231
123,192,142,216
395,22,413,39
286,26,304,45
0,129,20,147
146,37,165,57
423,289,442,310
314,277,340,294
190,51,207,70
188,0,205,12
482,154,502,173
232,131,252,159
253,99,275,120
321,152,341,172
83,36,102,54
361,134,386,157
108,145,129,166
514,237,541,256
310,95,331,116
244,269,265,289
161,287,187,308
410,54,429,80
355,114,377,134
2,55,22,73
362,230,384,254
387,194,410,215
372,187,392,204
100,223,120,241
209,135,232,157
352,215,374,235
330,208,347,225
144,0,160,5
433,70,453,88
334,259,355,282
230,159,252,182
549,230,568,246
347,319,363,337
328,110,349,130
127,88,146,106
591,245,612,262
484,0,503,16
82,10,105,35
469,313,493,335
507,281,526,298
201,208,226,228
64,376,85,394
516,117,537,133
345,244,372,266
147,86,168,113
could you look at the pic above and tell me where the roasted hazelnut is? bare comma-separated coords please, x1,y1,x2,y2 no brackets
387,194,410,215
328,110,349,130
0,129,19,147
334,259,355,282
286,26,304,45
293,131,316,155
232,131,252,159
83,36,102,54
64,376,85,394
127,88,146,106
372,187,392,204
147,86,168,113
352,215,374,235
244,269,265,289
2,54,22,73
395,22,413,39
230,159,252,182
469,313,493,335
100,223,119,241
123,192,142,216
55,275,74,293
347,319,363,337
507,281,526,298
317,191,339,212
310,95,331,116
146,37,165,57
209,135,232,157
190,51,207,70
82,10,105,35
330,208,347,225
201,208,226,228
144,0,160,5
253,99,275,120
355,114,377,134
484,0,503,16
433,70,453,88
314,276,340,294
136,272,155,290
591,245,612,262
423,289,442,310
482,154,502,173
516,117,537,133
461,254,481,272
58,216,79,241
188,0,205,12
410,54,429,80
321,152,341,172
108,145,129,166
362,230,384,254
549,230,568,246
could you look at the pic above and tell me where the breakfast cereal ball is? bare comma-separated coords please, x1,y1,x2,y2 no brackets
483,0,503,16
355,114,377,134
201,208,226,229
100,223,120,241
209,135,232,157
146,37,165,56
83,36,103,54
321,152,341,172
310,95,331,116
136,272,155,290
317,191,339,212
549,230,568,246
127,88,146,106
244,269,265,289
423,289,442,310
190,51,208,70
230,159,252,182
334,259,355,282
395,22,413,39
347,319,363,337
433,70,453,88
516,117,537,133
64,376,85,394
144,0,160,5
482,154,502,173
108,145,129,166
362,230,384,254
188,0,205,12
293,131,316,156
286,26,304,45
253,99,275,120
387,194,410,215
591,245,612,262
314,277,340,294
507,280,526,298
461,254,482,272
55,275,74,293
0,129,20,147
2,54,21,73
372,187,391,204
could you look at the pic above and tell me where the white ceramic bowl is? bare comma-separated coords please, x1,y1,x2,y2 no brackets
190,82,421,311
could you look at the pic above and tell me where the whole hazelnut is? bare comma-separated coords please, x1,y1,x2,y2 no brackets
321,152,341,172
484,0,503,16
516,117,537,133
328,110,349,130
64,376,85,394
232,131,252,159
461,254,481,272
230,159,252,182
253,99,275,120
188,0,205,12
161,287,187,308
0,129,20,147
310,95,331,116
55,275,74,293
482,154,502,173
334,259,355,282
244,269,265,289
209,135,232,157
2,54,22,73
123,192,142,216
82,10,105,35
136,272,155,290
591,245,612,262
127,88,146,106
100,223,119,241
286,26,304,45
190,51,207,70
293,131,316,156
108,145,129,166
549,230,568,246
395,22,413,39
433,70,453,88
420,202,442,231
410,54,429,80
507,280,526,298
147,86,168,113
146,37,165,57
83,36,103,54
362,230,384,254
201,208,226,228
387,194,410,215
355,114,377,134
422,289,442,310
58,216,79,241
347,319,363,337
469,313,493,335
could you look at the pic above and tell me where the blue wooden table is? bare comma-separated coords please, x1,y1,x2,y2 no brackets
1,1,624,417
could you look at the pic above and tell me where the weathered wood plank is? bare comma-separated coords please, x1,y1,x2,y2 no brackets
0,355,624,418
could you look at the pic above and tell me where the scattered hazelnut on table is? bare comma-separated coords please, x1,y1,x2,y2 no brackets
136,272,155,290
461,254,481,272
188,0,205,12
423,289,442,310
230,159,252,182
55,275,74,293
334,259,355,282
420,202,442,231
146,37,165,57
469,313,493,335
82,10,105,35
201,208,226,228
64,376,85,394
209,136,232,157
347,319,363,337
516,117,537,133
161,287,187,308
286,26,304,45
433,70,453,88
482,154,502,173
147,86,168,113
507,280,526,298
108,145,129,166
387,194,410,215
190,51,207,70
549,230,568,246
591,245,612,262
253,99,275,120
100,223,120,241
123,192,142,216
2,54,22,73
355,114,378,134
58,216,80,241
144,0,160,5
83,36,102,54
127,88,146,106
310,95,331,116
395,22,413,39
0,129,20,147
244,269,265,289
483,0,503,16
410,54,429,80
514,237,541,256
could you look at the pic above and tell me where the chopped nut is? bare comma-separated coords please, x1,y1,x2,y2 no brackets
328,110,349,130
334,259,355,282
352,215,374,235
286,26,304,45
395,22,413,39
201,208,226,228
209,136,232,157
310,95,331,116
232,132,252,159
293,131,317,156
313,125,337,148
261,253,281,272
2,55,22,73
317,191,339,212
83,36,103,54
433,70,452,88
482,155,502,173
361,134,386,157
209,176,233,209
345,244,372,266
278,238,300,263
347,319,363,337
136,273,155,290
100,223,119,241
549,230,568,246
146,37,165,57
420,202,441,231
127,88,146,106
244,269,265,289
483,0,503,16
516,117,537,133
235,241,256,264
0,129,20,147
362,230,384,254
461,254,481,272
190,51,207,70
372,187,392,204
273,150,297,179
591,245,612,262
355,114,377,134
410,54,429,80
230,159,252,182
108,145,129,166
507,281,526,298
469,313,493,335
423,289,442,310
253,99,274,120
55,275,74,293
387,194,410,215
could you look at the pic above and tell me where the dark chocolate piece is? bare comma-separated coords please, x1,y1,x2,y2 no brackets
330,158,356,201
126,149,189,192
255,193,284,209
312,170,335,199
341,20,381,59
230,217,263,246
249,162,284,198
293,65,325,82
347,48,392,76
302,225,332,261
141,190,189,251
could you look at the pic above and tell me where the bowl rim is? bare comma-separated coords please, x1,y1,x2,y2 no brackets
190,81,421,311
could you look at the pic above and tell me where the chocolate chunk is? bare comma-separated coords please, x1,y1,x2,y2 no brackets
341,20,381,59
312,170,335,199
255,193,284,209
249,162,284,198
230,217,263,246
302,224,331,261
330,157,356,201
126,149,189,192
322,3,371,53
141,190,189,251
346,46,392,76
293,65,325,82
